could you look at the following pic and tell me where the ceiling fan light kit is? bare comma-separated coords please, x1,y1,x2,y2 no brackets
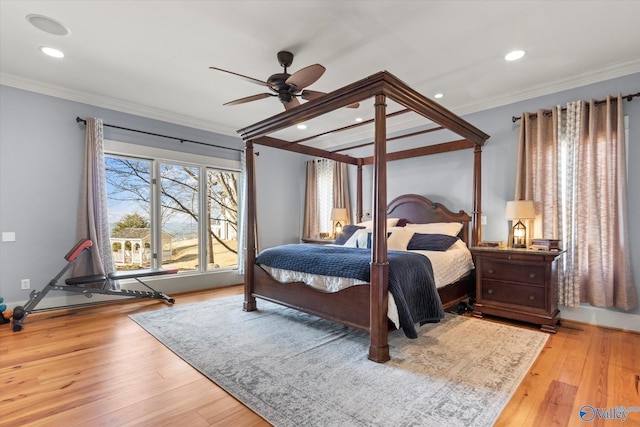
211,51,356,110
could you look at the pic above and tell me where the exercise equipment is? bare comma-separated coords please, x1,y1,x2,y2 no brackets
12,238,176,332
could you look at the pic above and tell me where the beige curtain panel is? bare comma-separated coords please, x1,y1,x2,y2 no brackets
72,117,115,278
333,162,352,225
303,160,318,239
516,94,637,310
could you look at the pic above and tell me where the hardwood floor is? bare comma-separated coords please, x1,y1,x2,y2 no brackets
1,285,638,426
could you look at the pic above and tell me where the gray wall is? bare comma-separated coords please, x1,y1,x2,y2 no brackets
0,85,303,308
350,73,640,328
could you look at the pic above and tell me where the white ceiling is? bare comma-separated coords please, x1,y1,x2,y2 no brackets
2,1,639,147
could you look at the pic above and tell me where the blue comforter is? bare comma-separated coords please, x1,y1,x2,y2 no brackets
255,244,445,338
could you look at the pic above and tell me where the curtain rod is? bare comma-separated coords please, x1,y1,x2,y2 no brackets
75,117,242,152
511,92,640,123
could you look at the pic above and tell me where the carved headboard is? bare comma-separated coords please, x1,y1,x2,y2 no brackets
386,194,472,246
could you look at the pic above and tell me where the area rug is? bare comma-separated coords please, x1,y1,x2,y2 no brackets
130,295,548,427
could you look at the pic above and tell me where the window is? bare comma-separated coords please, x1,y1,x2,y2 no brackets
316,159,334,237
104,141,240,273
303,159,351,239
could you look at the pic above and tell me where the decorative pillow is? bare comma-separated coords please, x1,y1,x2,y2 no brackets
357,218,400,228
405,222,463,237
395,218,410,227
333,225,365,245
359,232,390,249
358,228,415,251
343,228,368,247
387,228,415,251
356,231,374,248
407,233,459,251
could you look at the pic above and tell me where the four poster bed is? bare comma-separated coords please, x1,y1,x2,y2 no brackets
238,71,489,363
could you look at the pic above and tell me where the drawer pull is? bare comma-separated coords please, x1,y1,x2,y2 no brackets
529,295,536,300
529,273,537,278
487,268,495,274
487,289,495,294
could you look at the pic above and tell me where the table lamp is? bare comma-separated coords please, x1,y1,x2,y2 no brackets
330,208,348,238
506,200,535,248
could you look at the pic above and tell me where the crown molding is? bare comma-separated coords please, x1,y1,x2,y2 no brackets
311,58,640,149
453,58,640,117
0,73,239,137
3,57,639,148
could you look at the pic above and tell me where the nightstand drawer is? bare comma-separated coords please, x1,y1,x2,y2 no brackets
482,261,545,286
482,280,546,309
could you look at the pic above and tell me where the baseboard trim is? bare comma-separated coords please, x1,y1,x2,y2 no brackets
559,304,640,333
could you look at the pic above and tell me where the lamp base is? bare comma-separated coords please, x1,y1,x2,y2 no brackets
512,220,527,249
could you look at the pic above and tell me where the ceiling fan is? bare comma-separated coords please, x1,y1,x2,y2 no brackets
210,51,358,110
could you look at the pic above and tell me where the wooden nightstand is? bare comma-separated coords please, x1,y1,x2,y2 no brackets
470,247,563,333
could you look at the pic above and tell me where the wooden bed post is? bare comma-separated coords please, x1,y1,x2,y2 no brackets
472,144,482,247
356,160,363,222
243,140,257,311
369,94,390,363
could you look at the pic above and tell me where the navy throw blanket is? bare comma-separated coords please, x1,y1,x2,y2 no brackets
255,244,445,338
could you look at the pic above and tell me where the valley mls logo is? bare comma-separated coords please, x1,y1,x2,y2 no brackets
579,405,640,422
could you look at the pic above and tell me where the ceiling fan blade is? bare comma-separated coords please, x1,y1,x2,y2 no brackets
209,67,270,87
302,90,359,108
223,93,273,106
285,64,326,90
300,90,326,101
284,97,301,111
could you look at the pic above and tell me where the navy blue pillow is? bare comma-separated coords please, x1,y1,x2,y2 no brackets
333,225,365,245
407,233,459,251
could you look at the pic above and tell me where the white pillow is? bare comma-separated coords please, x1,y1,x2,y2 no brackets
356,230,370,248
355,227,414,250
343,228,368,247
357,218,400,228
405,222,463,237
387,228,415,251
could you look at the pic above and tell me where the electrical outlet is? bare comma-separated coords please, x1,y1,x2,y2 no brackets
481,215,487,225
2,231,16,242
21,279,30,290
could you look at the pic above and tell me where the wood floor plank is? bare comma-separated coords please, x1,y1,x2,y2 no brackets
531,380,578,427
550,324,591,387
86,378,219,426
1,285,637,426
494,328,566,426
608,331,640,426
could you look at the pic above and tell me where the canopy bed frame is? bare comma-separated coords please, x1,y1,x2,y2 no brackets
238,71,489,363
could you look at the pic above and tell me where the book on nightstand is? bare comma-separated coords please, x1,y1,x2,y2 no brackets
478,241,502,248
530,239,561,251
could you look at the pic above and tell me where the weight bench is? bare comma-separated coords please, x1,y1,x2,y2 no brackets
12,238,176,332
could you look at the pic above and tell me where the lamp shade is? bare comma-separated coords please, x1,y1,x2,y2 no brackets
331,208,348,222
505,200,535,220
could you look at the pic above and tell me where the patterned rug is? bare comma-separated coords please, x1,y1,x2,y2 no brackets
130,295,548,427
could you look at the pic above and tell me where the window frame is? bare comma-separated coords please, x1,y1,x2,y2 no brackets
104,139,241,275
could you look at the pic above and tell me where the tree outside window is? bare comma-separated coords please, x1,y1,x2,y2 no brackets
105,155,239,273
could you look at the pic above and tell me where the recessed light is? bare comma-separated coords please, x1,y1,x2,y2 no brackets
354,117,363,122
434,93,444,99
296,124,307,130
39,46,65,58
27,14,70,36
505,50,525,61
